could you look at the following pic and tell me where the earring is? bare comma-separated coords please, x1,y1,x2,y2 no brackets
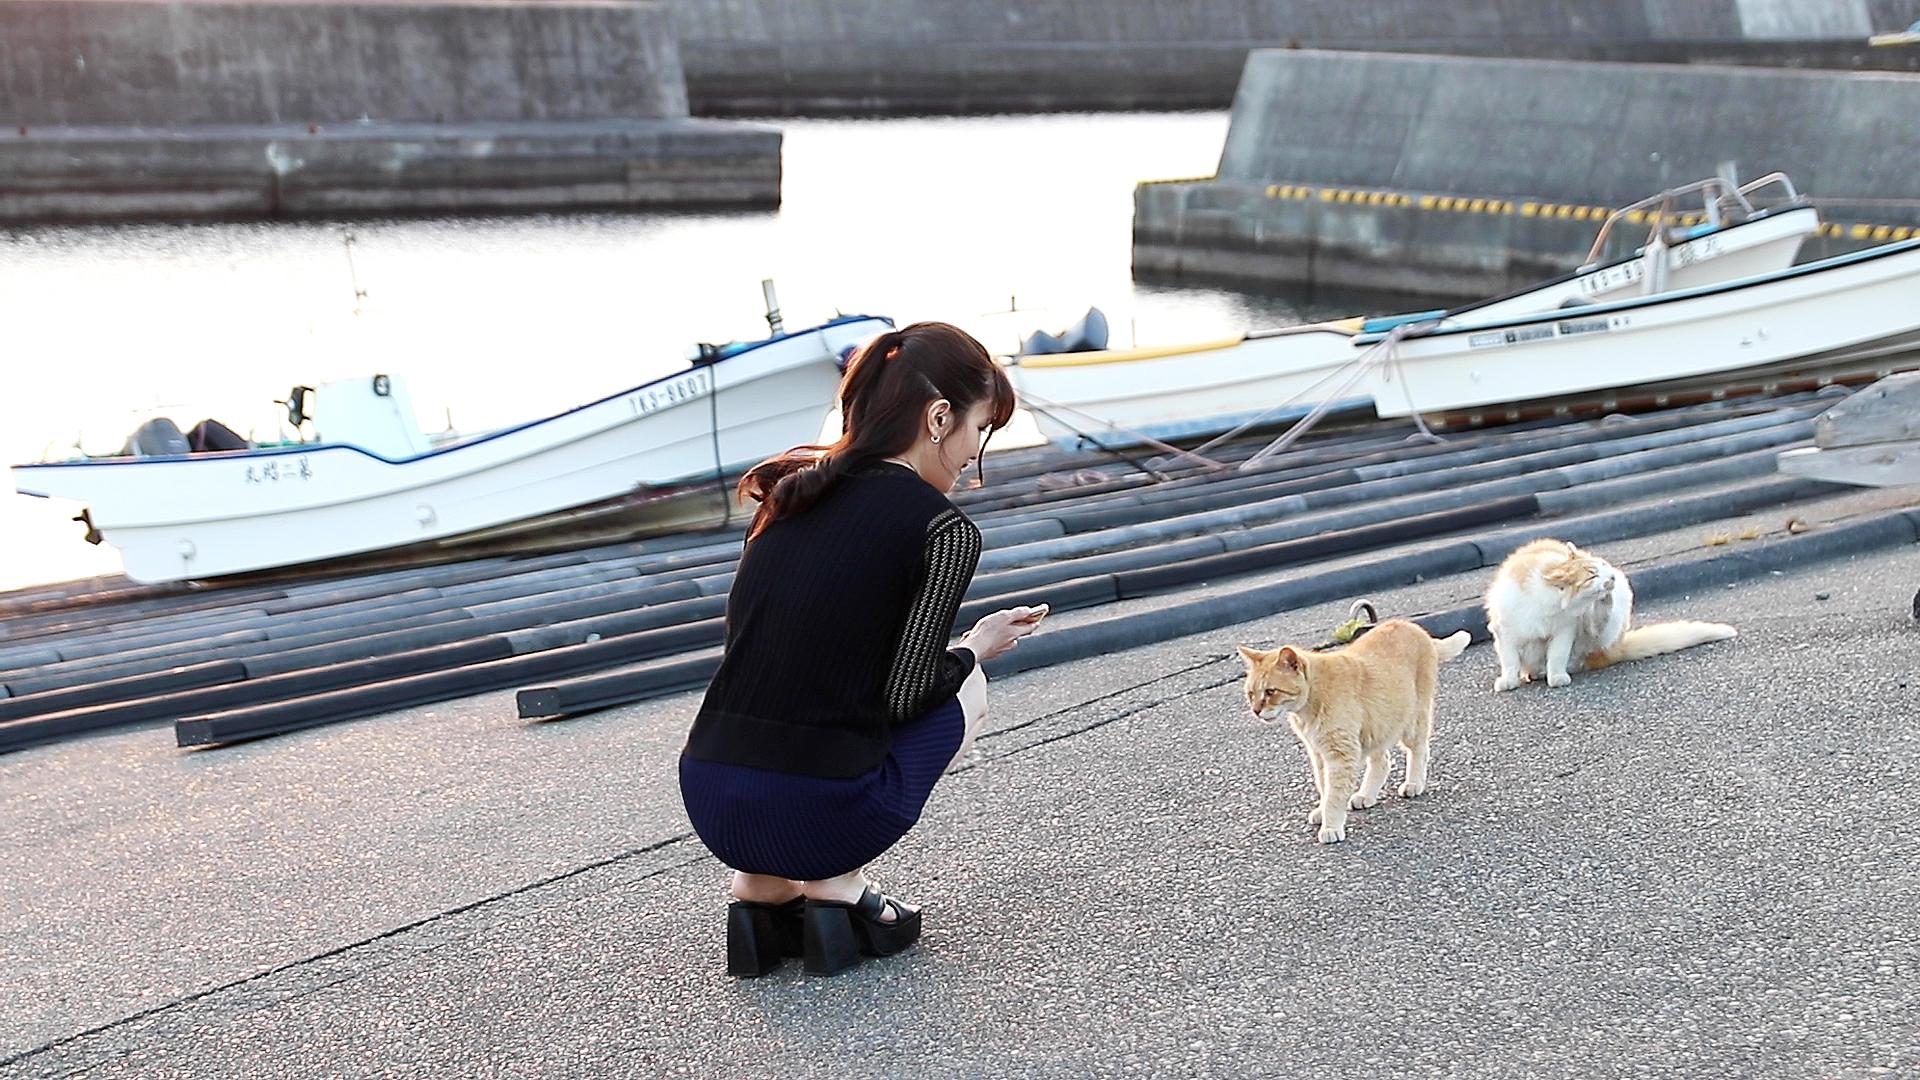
931,435,941,443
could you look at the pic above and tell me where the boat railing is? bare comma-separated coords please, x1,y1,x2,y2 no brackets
1579,172,1808,270
1735,171,1802,208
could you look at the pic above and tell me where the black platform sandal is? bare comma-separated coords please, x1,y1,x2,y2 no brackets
801,886,923,976
726,897,805,978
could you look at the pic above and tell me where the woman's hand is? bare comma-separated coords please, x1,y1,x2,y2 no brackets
959,604,1048,663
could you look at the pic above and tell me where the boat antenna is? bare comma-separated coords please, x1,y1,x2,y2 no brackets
343,230,368,316
761,279,784,336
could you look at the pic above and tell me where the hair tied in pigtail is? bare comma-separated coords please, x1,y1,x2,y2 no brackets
871,327,909,362
741,321,1013,540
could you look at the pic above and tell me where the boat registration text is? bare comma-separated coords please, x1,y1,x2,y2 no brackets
628,369,713,416
1468,316,1626,350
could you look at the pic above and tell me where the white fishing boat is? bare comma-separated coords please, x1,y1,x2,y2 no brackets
1010,174,1822,446
11,313,891,583
1364,236,1920,418
1437,176,1820,326
1006,320,1372,446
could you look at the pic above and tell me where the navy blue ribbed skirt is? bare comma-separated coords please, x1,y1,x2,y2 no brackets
678,697,966,881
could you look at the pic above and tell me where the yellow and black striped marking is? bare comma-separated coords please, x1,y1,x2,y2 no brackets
1228,180,1913,241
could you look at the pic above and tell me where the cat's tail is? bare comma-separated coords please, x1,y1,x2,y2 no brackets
1593,621,1737,668
1432,629,1472,663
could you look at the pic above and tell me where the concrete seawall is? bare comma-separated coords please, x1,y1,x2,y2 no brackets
10,1,1920,220
663,0,1920,114
0,1,781,222
1133,50,1920,297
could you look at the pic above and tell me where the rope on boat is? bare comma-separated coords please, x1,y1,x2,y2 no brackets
1238,322,1444,471
1170,351,1387,465
705,368,733,527
1012,391,1228,476
1018,320,1453,480
1014,399,1184,482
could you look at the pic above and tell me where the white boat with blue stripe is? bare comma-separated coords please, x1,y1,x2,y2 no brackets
11,314,891,583
1363,235,1920,418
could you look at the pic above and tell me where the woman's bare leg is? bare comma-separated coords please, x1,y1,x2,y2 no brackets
801,869,911,923
948,664,989,771
730,871,802,905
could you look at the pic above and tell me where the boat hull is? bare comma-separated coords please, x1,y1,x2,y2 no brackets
1371,241,1920,417
1008,328,1367,446
12,316,888,582
1007,206,1819,449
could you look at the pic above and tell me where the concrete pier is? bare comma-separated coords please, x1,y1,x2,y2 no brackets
1133,50,1920,297
0,1,781,223
662,0,1920,115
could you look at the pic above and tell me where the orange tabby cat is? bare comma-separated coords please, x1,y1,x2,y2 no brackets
1238,620,1471,844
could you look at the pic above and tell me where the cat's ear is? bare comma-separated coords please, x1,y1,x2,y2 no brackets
1276,646,1303,671
1235,645,1265,667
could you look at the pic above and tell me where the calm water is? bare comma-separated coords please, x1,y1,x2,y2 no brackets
0,113,1396,591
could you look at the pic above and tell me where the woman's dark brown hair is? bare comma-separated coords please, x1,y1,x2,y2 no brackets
738,320,1016,540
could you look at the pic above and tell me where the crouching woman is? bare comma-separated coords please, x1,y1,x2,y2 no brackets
679,321,1044,977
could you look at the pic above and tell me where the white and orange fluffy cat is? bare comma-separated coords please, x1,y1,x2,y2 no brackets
1485,538,1735,692
1238,620,1471,844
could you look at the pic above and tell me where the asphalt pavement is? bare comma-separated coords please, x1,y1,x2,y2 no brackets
4,527,1918,1079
